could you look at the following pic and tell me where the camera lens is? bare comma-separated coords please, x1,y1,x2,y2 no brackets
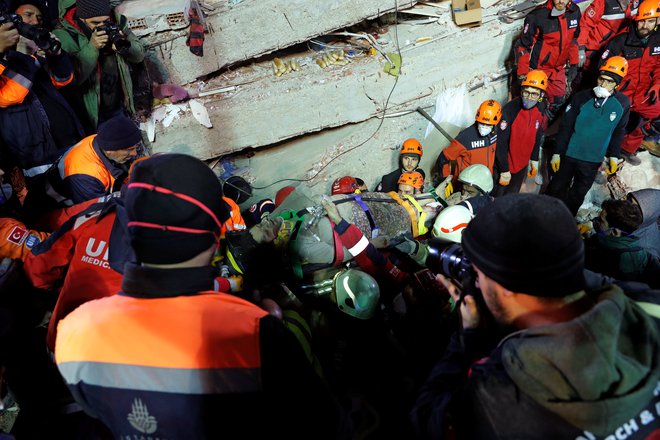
425,237,473,282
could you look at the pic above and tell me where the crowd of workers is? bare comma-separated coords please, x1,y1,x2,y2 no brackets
0,0,657,438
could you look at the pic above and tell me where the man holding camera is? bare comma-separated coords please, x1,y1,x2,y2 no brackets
410,194,660,439
54,0,144,133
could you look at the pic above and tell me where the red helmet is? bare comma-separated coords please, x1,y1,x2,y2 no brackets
275,186,296,207
331,176,359,195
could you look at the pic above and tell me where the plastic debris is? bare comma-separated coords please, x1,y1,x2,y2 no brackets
189,99,212,128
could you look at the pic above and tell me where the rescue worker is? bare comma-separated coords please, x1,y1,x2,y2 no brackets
40,113,141,207
602,0,660,165
577,0,638,73
437,100,501,181
398,171,424,196
24,192,124,352
514,0,581,117
55,154,350,439
376,138,426,193
410,194,660,439
545,56,630,215
0,1,84,183
493,70,548,196
53,0,145,132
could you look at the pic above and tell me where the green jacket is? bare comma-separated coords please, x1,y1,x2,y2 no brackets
53,0,145,130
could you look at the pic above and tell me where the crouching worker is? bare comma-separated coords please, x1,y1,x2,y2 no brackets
54,154,351,439
410,193,660,439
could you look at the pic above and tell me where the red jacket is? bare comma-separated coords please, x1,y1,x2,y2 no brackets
24,198,123,352
515,0,581,75
495,99,547,174
0,218,49,262
578,0,637,51
437,123,498,180
602,27,660,106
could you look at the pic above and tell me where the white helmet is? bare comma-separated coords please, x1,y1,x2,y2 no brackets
432,205,473,243
333,269,381,320
458,164,493,195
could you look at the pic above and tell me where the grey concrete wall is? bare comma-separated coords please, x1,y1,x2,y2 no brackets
130,0,416,84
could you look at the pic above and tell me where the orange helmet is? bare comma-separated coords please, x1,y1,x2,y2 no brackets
400,138,423,158
475,100,502,125
635,0,660,20
521,70,548,92
398,171,424,189
331,176,359,195
600,56,628,80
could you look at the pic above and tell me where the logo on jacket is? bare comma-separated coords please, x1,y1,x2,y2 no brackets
587,8,595,17
25,235,41,249
471,139,486,149
6,226,27,246
569,19,578,28
500,120,508,130
81,238,110,269
652,46,660,56
610,112,617,121
127,398,158,434
535,120,540,129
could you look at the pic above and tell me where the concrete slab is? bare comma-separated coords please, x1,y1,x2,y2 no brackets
129,0,416,84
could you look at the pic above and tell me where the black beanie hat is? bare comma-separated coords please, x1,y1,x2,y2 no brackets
600,71,623,85
461,194,585,297
76,0,111,19
125,154,230,265
96,114,142,151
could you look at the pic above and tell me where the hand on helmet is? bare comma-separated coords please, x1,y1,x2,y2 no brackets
434,176,454,200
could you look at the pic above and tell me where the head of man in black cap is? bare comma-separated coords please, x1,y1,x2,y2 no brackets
96,113,142,164
460,193,586,328
75,0,111,32
125,153,230,267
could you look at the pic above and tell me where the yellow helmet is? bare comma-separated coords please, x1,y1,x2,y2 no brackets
475,100,503,125
521,70,548,92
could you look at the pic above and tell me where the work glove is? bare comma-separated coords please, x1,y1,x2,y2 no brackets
551,154,561,172
498,171,511,186
605,157,618,175
567,65,578,86
647,84,660,103
578,46,586,68
434,176,453,200
527,160,538,178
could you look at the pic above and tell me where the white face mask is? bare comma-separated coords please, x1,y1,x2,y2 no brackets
593,86,611,99
477,123,493,137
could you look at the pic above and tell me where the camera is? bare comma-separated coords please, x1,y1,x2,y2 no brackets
425,237,475,284
97,20,130,54
0,12,61,54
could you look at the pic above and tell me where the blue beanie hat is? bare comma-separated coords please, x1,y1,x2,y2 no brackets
96,114,142,151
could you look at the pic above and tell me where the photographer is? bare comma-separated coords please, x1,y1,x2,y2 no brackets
0,2,83,195
53,0,144,133
410,194,660,439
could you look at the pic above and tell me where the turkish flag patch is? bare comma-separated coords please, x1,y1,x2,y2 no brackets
7,226,27,245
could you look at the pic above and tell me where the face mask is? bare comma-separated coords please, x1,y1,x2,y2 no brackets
521,98,537,109
593,86,611,99
477,123,493,137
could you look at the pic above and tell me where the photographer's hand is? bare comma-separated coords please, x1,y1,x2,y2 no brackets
437,274,480,329
90,28,108,50
0,23,19,53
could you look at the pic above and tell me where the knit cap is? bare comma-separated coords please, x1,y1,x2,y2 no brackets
76,0,111,19
462,193,585,297
125,154,230,265
96,114,142,151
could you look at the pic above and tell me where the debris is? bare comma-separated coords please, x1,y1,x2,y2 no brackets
383,52,402,77
272,58,300,76
315,50,349,68
189,99,213,128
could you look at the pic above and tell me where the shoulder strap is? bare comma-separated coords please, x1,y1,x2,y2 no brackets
388,191,420,237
